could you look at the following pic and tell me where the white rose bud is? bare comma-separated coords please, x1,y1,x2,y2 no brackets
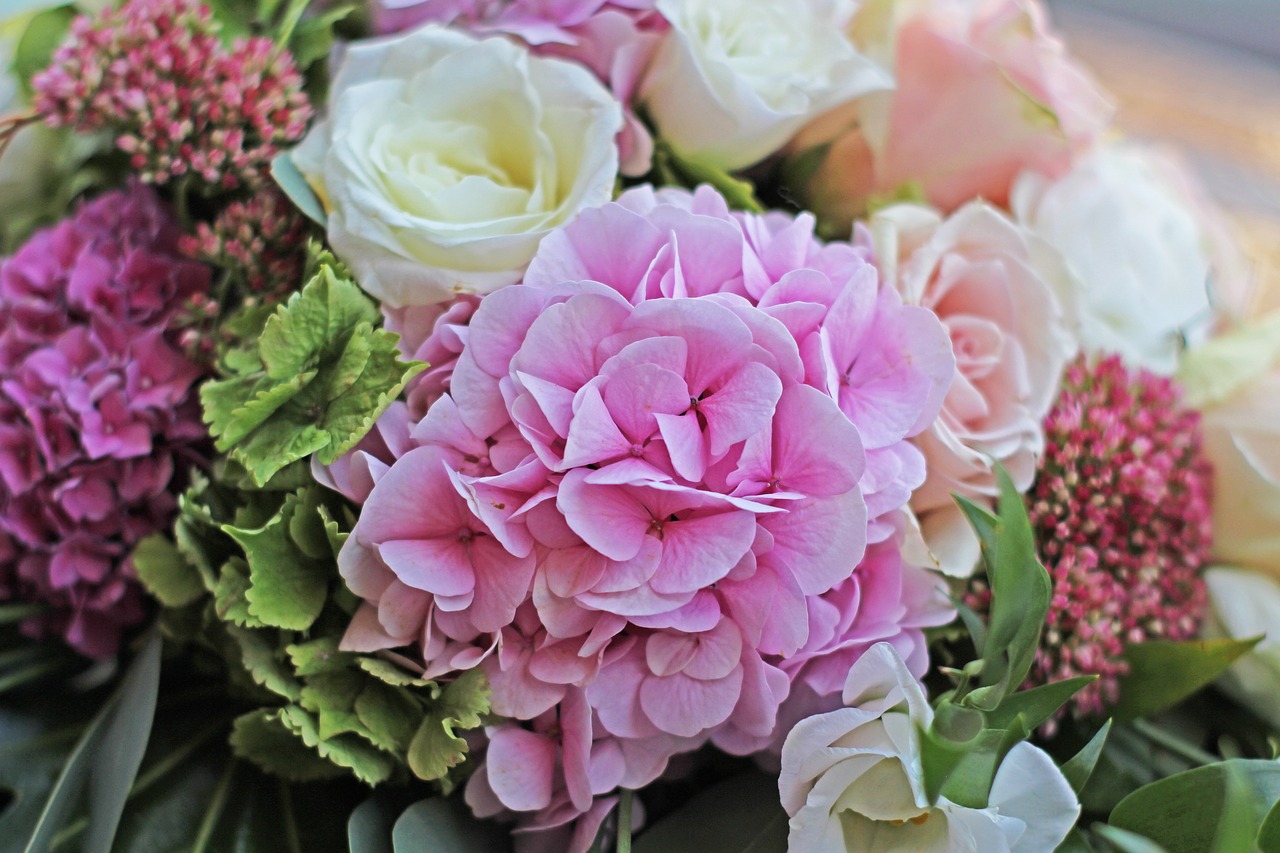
641,0,892,171
294,25,623,307
779,643,1080,852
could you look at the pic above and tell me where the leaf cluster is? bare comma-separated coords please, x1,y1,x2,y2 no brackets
132,470,488,791
201,254,425,486
918,467,1105,809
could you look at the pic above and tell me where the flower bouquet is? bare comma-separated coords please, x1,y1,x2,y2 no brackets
1,0,1278,851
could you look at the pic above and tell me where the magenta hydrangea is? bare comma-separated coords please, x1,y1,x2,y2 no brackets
0,184,209,657
323,185,955,849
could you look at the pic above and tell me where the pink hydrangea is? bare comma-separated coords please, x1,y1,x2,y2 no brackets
0,184,210,657
327,185,954,849
373,0,664,175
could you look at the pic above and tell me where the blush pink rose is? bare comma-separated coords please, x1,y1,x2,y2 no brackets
793,0,1112,229
877,202,1075,576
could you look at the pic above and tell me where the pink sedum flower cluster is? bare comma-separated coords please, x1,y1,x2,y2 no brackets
373,0,664,175
972,355,1212,722
0,185,210,657
323,186,955,847
33,0,312,190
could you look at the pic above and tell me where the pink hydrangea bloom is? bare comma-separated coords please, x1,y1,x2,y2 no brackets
327,185,954,848
0,185,209,657
373,1,664,175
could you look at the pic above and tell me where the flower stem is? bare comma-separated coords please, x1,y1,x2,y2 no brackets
617,789,634,853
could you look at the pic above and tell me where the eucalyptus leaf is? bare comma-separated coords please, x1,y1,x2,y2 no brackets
391,798,513,853
348,795,401,853
633,772,787,853
1111,638,1261,724
1109,759,1280,853
983,676,1096,734
271,152,327,226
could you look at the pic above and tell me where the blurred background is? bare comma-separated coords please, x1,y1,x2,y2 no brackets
1048,0,1280,314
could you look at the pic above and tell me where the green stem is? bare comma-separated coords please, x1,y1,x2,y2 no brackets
280,779,303,853
1132,719,1219,767
0,603,47,625
192,758,237,853
0,644,50,670
0,658,67,694
616,789,633,853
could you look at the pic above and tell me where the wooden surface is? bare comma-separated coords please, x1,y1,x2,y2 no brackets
1051,4,1280,315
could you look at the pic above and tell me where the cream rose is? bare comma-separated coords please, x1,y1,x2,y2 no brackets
640,0,891,171
876,202,1075,576
1013,143,1220,375
779,643,1080,852
1204,568,1280,730
293,25,623,308
1180,311,1280,577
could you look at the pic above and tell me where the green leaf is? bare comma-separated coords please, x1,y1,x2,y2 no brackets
226,624,301,702
222,490,329,631
24,632,162,853
983,676,1097,733
132,535,205,608
357,658,431,688
0,701,89,851
1257,795,1280,851
632,771,787,853
407,670,489,784
213,558,265,628
1062,720,1113,796
278,705,396,785
201,263,422,486
1093,825,1169,853
391,798,514,853
84,632,163,853
348,796,399,853
1111,638,1262,724
1109,759,1280,853
229,710,346,784
287,637,351,677
981,465,1052,698
270,150,327,227
13,7,76,96
288,4,355,71
354,682,422,754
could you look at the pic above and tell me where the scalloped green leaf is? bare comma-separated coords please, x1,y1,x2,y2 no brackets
201,262,423,486
132,534,205,608
230,710,346,783
407,670,489,784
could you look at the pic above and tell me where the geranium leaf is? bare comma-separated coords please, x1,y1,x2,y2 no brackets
132,534,205,608
201,260,422,486
407,670,490,784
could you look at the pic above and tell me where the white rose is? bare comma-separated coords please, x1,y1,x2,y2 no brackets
641,0,892,171
294,25,623,308
779,643,1080,852
1012,143,1215,375
1204,568,1280,730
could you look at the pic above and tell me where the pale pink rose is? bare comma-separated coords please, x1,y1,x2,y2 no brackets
877,202,1075,576
794,0,1112,229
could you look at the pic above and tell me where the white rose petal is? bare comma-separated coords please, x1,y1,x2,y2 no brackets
294,25,623,307
1204,567,1280,730
1012,143,1214,375
642,0,891,171
779,642,1080,853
